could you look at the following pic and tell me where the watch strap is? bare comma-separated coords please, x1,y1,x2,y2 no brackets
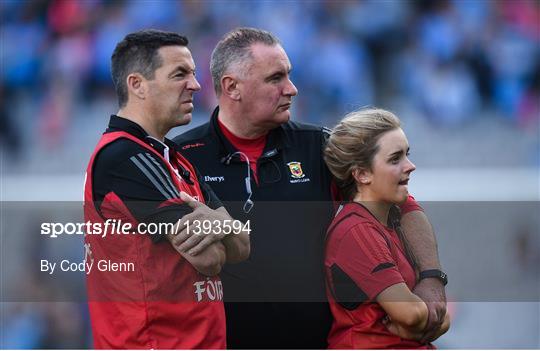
419,269,448,286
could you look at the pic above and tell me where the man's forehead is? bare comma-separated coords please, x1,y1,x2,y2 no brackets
249,43,291,69
158,45,195,66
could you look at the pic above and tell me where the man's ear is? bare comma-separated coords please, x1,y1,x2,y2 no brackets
126,73,146,100
352,168,372,185
221,75,241,101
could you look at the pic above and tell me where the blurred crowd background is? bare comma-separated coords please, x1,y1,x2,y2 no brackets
1,0,539,348
1,0,539,172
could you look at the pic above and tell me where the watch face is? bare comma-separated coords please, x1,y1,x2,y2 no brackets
439,272,448,285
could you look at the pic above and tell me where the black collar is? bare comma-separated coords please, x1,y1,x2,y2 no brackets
208,106,291,161
106,115,194,184
106,115,147,140
106,115,177,153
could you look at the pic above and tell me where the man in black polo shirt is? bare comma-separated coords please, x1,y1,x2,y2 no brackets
173,28,447,348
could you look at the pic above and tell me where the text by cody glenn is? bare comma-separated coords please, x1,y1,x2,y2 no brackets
40,259,134,275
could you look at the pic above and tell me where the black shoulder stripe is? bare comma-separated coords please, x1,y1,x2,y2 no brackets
144,152,180,197
137,153,180,198
130,154,174,199
371,262,395,273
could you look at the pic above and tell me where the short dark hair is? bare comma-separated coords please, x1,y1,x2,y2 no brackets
111,29,189,107
210,27,280,95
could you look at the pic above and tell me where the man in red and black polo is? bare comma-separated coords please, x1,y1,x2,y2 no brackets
83,29,249,349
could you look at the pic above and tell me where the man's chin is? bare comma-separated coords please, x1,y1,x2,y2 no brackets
277,111,291,124
174,113,192,127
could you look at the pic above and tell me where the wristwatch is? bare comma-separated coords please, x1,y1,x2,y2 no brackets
419,269,448,286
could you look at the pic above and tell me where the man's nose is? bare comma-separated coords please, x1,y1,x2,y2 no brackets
284,78,298,97
188,76,201,91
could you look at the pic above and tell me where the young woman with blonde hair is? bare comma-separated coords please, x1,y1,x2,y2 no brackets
323,108,450,348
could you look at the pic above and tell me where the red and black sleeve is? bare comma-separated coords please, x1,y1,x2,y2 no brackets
93,139,191,243
332,223,405,302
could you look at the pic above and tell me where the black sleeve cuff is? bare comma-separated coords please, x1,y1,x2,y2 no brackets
142,204,191,243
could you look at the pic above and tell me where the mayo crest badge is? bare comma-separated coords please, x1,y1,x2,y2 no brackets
287,162,305,179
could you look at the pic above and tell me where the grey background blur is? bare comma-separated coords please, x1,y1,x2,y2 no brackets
1,0,539,348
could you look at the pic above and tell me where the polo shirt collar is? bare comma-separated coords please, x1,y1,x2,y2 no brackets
106,114,177,158
106,115,148,140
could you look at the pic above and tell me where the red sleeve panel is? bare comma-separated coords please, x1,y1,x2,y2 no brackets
399,194,423,215
333,223,405,301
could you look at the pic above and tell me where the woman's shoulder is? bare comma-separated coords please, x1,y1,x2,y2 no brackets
327,202,384,240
